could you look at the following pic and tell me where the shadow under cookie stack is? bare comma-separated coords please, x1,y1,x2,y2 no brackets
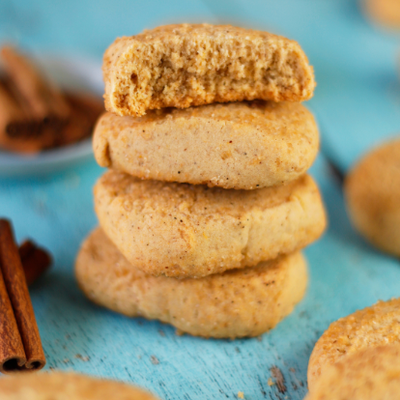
76,24,326,339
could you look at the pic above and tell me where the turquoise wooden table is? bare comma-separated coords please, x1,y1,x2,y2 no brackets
1,1,400,399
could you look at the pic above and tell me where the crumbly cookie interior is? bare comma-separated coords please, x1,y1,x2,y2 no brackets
109,28,314,116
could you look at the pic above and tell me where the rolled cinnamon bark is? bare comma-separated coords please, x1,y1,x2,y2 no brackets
0,220,46,373
0,46,103,153
0,78,51,153
0,265,26,373
0,83,28,136
57,92,104,146
1,46,70,123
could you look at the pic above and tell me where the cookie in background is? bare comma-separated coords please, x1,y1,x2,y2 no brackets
363,0,400,29
307,298,400,392
305,344,400,400
344,139,400,256
0,371,159,400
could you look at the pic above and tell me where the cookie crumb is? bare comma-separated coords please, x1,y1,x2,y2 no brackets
75,354,90,362
150,355,159,365
268,378,274,386
270,366,287,394
237,391,244,399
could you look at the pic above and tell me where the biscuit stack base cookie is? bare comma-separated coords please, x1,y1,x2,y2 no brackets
345,139,400,256
76,229,307,339
76,24,326,339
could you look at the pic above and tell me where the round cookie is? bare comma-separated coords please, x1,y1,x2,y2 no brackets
0,371,158,400
93,101,319,190
75,228,308,339
103,24,315,117
363,0,400,28
307,298,400,391
306,344,400,399
345,139,400,256
94,171,326,278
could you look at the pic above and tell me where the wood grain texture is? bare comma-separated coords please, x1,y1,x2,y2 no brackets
1,156,400,399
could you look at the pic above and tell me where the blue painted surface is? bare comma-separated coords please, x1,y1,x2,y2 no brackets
1,156,400,400
1,1,400,399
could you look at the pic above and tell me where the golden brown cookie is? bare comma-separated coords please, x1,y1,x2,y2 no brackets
307,298,400,391
344,139,400,256
93,101,319,190
363,0,400,28
103,24,315,117
76,228,308,339
94,172,326,278
306,344,400,399
0,371,158,400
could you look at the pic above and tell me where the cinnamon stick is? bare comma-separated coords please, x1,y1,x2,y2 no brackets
0,220,46,373
0,46,104,153
0,81,29,136
19,240,52,286
57,92,104,146
0,265,26,372
0,79,44,153
1,46,70,123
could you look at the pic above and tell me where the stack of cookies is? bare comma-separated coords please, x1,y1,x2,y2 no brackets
76,24,326,339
